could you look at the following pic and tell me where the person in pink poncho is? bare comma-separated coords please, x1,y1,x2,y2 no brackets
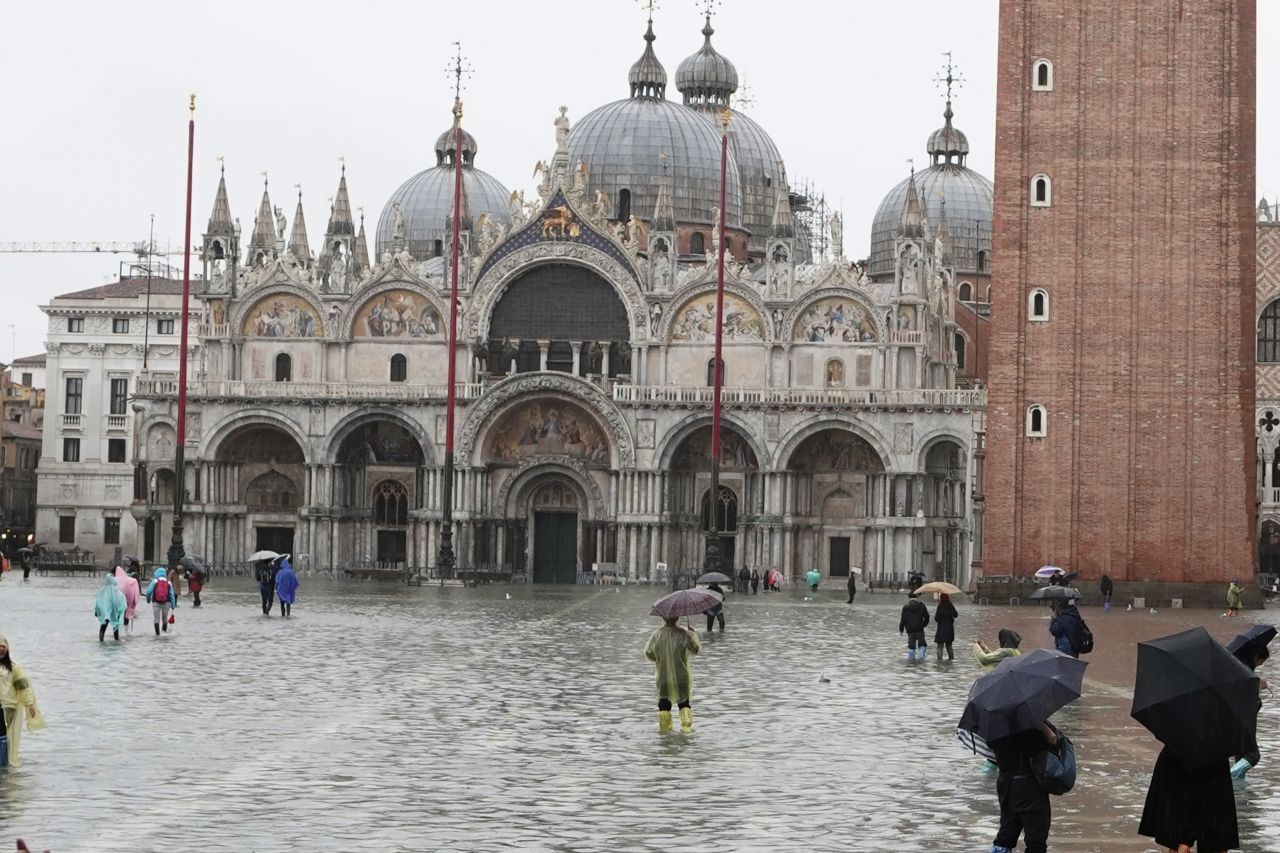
114,566,140,634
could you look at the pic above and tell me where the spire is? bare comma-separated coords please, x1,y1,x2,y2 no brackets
936,194,951,260
652,156,675,231
245,174,276,264
675,14,738,108
771,185,794,238
900,167,926,238
326,165,356,238
288,188,310,259
629,17,667,99
355,212,371,270
207,161,233,235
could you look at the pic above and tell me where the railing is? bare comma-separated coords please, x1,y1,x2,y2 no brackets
198,323,229,338
134,377,484,403
61,413,82,429
105,414,128,431
1269,487,1280,505
890,330,925,345
612,385,985,408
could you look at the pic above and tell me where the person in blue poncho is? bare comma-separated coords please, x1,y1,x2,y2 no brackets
274,556,299,617
94,573,127,642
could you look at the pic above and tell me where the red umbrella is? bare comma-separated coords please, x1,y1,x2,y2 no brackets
650,589,723,619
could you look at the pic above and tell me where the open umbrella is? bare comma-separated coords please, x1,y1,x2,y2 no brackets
696,571,732,585
1029,586,1082,601
915,581,962,596
1226,623,1277,666
650,589,723,620
955,728,997,762
1132,627,1260,767
1035,565,1064,578
247,550,280,563
959,649,1088,743
15,547,35,558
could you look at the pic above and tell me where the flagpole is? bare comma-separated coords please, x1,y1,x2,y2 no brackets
704,108,730,573
167,94,195,574
437,95,464,579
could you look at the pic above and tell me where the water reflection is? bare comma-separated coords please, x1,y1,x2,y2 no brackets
0,579,1276,851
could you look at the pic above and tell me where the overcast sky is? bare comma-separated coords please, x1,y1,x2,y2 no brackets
1,0,1277,364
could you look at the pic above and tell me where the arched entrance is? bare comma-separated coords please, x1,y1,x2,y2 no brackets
529,478,581,584
333,419,426,568
786,428,886,579
922,439,967,584
217,424,307,558
668,424,759,571
700,485,739,568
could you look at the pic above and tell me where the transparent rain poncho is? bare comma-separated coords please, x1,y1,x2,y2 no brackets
0,633,46,766
644,623,701,703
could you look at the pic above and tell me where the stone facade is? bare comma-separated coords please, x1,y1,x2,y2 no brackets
986,0,1256,585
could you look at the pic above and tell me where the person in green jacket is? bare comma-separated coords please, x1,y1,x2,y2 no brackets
806,567,821,592
1227,580,1244,617
644,616,701,733
94,573,127,642
973,628,1022,670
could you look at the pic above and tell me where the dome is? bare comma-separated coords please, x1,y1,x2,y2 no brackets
568,23,743,230
868,104,991,276
675,17,738,107
377,119,511,260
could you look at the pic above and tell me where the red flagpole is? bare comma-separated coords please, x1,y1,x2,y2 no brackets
437,97,464,575
705,110,730,572
168,94,195,571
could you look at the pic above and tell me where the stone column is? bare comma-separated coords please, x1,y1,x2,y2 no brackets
659,345,669,385
538,340,549,371
600,342,611,377
571,342,582,376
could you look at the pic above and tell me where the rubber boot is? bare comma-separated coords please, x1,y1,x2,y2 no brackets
918,645,929,662
113,629,120,641
658,710,673,732
679,707,693,733
936,644,943,662
154,623,160,636
990,846,1012,853
99,623,107,642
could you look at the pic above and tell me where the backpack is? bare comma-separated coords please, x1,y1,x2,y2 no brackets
1032,727,1077,795
1073,615,1094,655
153,578,171,604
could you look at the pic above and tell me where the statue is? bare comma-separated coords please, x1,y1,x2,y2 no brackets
710,207,722,258
274,206,287,242
592,189,613,221
586,341,604,375
771,307,785,330
509,189,529,225
652,241,671,291
829,211,844,260
625,215,644,248
329,248,350,291
502,337,519,373
615,342,632,376
471,336,489,373
392,201,406,245
649,303,663,336
554,106,570,153
571,159,589,198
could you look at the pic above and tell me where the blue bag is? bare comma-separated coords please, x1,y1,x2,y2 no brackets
1031,726,1076,795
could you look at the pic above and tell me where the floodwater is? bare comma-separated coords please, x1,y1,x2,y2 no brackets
1,578,1279,852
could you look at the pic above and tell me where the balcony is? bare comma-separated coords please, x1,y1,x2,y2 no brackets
889,330,925,345
134,378,484,404
105,414,129,432
611,385,986,410
198,323,229,338
61,413,82,430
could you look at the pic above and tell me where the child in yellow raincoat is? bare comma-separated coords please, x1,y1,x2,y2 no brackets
644,617,701,733
0,633,45,767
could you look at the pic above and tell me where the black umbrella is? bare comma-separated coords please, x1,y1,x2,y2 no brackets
15,547,34,558
958,649,1088,742
1131,627,1260,768
1226,623,1277,666
1029,586,1082,601
696,571,732,585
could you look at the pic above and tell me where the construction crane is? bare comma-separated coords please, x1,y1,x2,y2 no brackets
0,241,186,255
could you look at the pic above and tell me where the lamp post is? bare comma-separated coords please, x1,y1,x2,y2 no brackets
437,76,466,579
703,107,730,573
167,95,195,574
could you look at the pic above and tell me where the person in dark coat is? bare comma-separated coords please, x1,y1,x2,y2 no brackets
1139,746,1239,853
934,593,958,660
1099,574,1114,611
1048,600,1082,658
846,572,857,604
898,593,930,661
1230,644,1269,779
704,582,725,632
737,565,751,595
255,559,277,616
989,722,1058,853
750,568,760,595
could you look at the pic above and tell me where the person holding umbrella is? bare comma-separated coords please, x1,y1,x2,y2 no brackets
646,589,711,733
933,593,959,661
1226,623,1274,779
1134,627,1258,852
1099,574,1114,611
1048,599,1083,658
253,556,278,616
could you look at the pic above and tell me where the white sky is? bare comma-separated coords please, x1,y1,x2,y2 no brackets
1,0,1277,363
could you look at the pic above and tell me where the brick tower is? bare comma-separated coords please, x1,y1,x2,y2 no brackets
985,0,1256,595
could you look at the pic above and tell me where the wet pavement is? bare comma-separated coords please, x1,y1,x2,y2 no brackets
1,577,1278,852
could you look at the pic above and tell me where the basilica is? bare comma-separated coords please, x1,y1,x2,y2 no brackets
131,17,990,585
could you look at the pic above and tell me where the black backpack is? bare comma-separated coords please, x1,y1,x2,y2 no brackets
1074,616,1094,655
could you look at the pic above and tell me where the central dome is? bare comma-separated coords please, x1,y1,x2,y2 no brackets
566,20,742,230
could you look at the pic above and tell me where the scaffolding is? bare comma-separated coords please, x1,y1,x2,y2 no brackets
789,178,835,263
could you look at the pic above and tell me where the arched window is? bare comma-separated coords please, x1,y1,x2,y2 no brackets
959,281,973,302
617,188,631,221
706,356,725,387
954,332,967,370
245,470,297,510
1026,404,1047,438
1029,288,1049,321
824,359,845,387
389,353,407,382
1032,59,1054,91
1031,174,1052,207
983,284,993,303
209,240,225,260
1259,299,1280,362
690,232,706,255
274,353,292,382
373,480,409,526
701,486,738,532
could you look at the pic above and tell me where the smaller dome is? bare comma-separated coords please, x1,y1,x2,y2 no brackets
927,101,970,165
435,123,477,167
675,17,738,108
629,18,667,98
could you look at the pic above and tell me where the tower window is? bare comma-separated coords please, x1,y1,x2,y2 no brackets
1258,299,1280,362
390,353,407,382
690,232,706,255
1031,175,1052,207
959,281,973,302
954,332,967,370
617,188,631,221
275,353,292,382
976,251,988,272
1026,405,1047,438
1029,288,1049,321
1032,59,1054,91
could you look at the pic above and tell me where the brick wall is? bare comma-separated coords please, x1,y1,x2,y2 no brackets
986,0,1256,585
